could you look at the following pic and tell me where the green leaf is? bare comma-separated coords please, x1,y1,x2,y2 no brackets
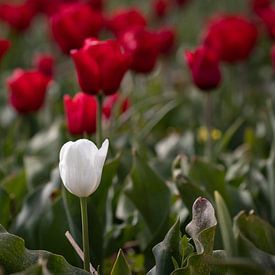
214,191,237,257
234,211,275,255
171,197,217,275
148,219,181,275
0,225,88,274
125,151,171,241
110,249,132,275
189,159,227,202
186,197,217,255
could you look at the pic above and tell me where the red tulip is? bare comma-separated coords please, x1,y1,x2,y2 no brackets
185,46,222,91
33,53,55,77
64,92,97,135
120,27,160,73
0,2,36,31
157,27,176,55
87,0,104,11
0,39,11,62
7,69,51,114
203,15,258,63
103,93,130,119
250,0,271,15
257,7,275,38
152,0,170,18
50,3,103,54
107,8,147,37
71,38,130,95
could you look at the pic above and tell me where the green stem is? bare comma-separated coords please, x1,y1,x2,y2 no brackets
204,92,212,160
97,94,103,146
80,197,90,272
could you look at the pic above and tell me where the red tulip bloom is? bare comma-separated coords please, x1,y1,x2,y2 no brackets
257,7,275,38
185,46,222,91
107,8,147,37
0,2,36,31
0,39,11,62
64,92,97,135
103,93,130,119
203,15,258,63
157,27,176,55
7,69,51,114
251,0,271,15
71,38,130,95
50,3,103,54
152,0,170,18
120,27,160,73
88,0,104,11
33,53,55,77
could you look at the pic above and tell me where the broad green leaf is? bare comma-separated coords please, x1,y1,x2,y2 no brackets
148,219,181,275
214,191,237,257
186,197,217,255
0,224,88,274
110,249,132,275
234,211,275,255
189,159,227,202
125,152,171,240
171,198,217,275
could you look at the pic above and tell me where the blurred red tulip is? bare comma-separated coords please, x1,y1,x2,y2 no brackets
152,0,170,18
174,0,189,7
87,0,104,11
64,92,97,135
71,38,130,95
203,15,258,63
7,69,51,114
0,39,11,62
103,93,130,119
107,8,147,37
250,0,271,15
50,3,103,54
257,7,275,38
0,1,36,31
157,26,176,55
185,46,222,91
34,53,55,77
120,27,160,73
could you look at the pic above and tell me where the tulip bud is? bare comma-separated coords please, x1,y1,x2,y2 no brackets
157,26,176,55
71,38,130,95
0,39,11,62
0,2,36,31
152,0,170,19
50,3,103,54
64,92,97,135
203,15,258,63
185,45,222,91
33,53,55,77
107,8,147,37
59,139,109,197
7,69,51,114
120,27,160,74
102,93,130,119
257,7,275,39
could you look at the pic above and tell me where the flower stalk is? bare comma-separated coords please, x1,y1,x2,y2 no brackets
80,197,90,272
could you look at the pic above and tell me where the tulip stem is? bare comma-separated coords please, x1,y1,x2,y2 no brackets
80,197,90,272
204,92,212,160
97,94,103,146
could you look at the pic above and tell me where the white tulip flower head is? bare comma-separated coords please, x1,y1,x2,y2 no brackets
59,139,109,197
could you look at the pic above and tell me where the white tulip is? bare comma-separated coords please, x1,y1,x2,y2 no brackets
59,139,109,197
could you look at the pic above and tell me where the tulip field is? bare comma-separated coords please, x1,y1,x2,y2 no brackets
1,0,275,274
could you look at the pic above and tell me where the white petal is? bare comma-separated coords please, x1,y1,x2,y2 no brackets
59,139,101,197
